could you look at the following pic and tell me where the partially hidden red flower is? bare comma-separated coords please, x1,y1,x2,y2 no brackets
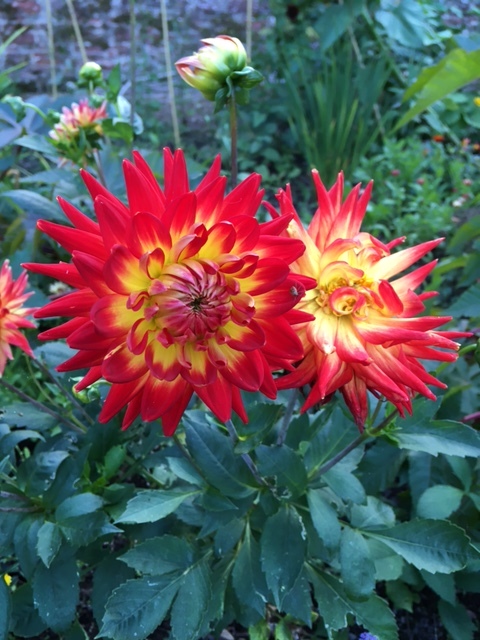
265,171,469,429
0,260,36,375
25,149,308,434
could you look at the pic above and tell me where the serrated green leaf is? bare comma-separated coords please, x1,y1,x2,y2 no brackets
232,524,268,616
261,506,306,609
350,496,396,529
256,445,308,497
234,403,282,454
32,551,79,632
59,511,119,547
438,600,476,640
248,619,270,640
368,539,404,581
385,581,416,613
280,567,312,626
170,561,211,640
394,419,480,458
116,489,198,524
340,528,376,599
97,578,179,640
14,517,42,580
120,535,194,575
447,283,480,318
184,412,253,497
99,576,178,640
91,557,136,626
417,485,464,519
0,578,11,640
323,466,366,504
307,489,341,550
36,521,62,568
305,407,358,473
310,568,398,639
420,571,456,605
55,493,104,520
0,402,57,432
364,520,471,574
10,583,47,637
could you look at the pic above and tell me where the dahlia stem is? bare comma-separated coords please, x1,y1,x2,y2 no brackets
0,379,87,434
224,419,271,490
129,0,137,130
65,0,88,65
34,356,95,426
312,408,398,478
276,388,299,445
246,0,253,61
45,0,58,98
92,149,107,187
229,93,238,187
160,0,181,148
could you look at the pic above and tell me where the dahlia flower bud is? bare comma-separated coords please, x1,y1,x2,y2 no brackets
78,61,104,87
176,35,263,108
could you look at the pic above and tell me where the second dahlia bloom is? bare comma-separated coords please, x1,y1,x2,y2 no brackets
0,261,36,375
25,150,308,434
266,172,468,428
49,99,107,144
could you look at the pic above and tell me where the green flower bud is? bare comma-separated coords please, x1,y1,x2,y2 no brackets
176,35,261,104
78,61,103,86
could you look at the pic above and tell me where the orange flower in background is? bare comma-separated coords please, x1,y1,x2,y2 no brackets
25,150,309,434
266,172,468,428
0,261,36,375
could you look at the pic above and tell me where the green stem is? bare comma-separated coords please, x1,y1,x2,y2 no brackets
229,94,238,187
276,389,299,445
65,0,88,65
160,0,181,148
92,149,107,187
34,357,95,426
311,408,398,478
0,378,87,434
129,0,137,131
45,0,58,98
246,0,253,61
224,419,271,490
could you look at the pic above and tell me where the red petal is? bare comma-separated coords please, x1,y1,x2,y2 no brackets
104,245,149,295
57,197,100,235
72,252,111,297
123,160,165,215
195,376,233,423
91,294,138,337
38,220,108,260
98,374,148,424
23,261,85,289
35,289,98,319
38,317,86,340
245,258,289,296
129,212,172,257
163,148,189,201
102,344,148,382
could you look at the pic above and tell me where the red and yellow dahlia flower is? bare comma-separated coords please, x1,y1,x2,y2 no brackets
266,172,468,428
25,150,308,434
0,260,36,375
49,99,107,144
